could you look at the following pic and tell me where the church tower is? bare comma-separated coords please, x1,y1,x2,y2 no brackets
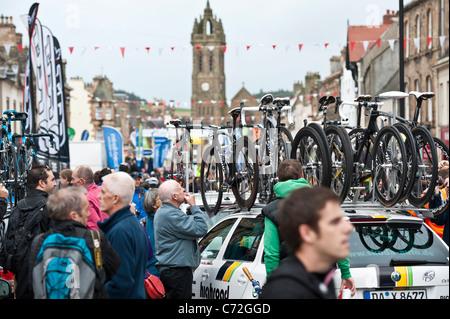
191,1,227,124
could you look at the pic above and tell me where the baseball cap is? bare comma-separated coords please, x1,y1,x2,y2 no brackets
130,171,142,179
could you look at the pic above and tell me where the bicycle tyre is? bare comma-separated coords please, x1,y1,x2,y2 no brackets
348,128,374,202
290,126,331,187
278,126,293,163
393,123,418,203
324,125,353,203
372,125,408,207
408,126,438,207
232,136,259,211
200,145,223,215
429,137,449,216
307,122,332,186
169,147,183,184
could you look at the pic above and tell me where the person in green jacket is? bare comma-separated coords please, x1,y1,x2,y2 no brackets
262,159,356,296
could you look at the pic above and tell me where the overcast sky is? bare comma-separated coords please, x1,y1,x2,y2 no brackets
1,0,411,105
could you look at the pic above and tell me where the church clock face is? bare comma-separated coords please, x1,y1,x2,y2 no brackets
201,82,210,91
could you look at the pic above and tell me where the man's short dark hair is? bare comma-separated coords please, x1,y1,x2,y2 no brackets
278,186,340,251
27,164,51,189
277,159,303,182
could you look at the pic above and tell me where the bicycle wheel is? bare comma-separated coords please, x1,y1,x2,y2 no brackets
429,137,449,216
372,125,407,207
232,136,259,211
324,125,353,203
408,126,438,207
291,126,331,187
393,123,418,203
200,145,223,215
169,147,184,185
278,126,293,164
307,123,332,187
347,128,375,202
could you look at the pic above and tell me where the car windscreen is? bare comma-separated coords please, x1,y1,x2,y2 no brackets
349,222,449,267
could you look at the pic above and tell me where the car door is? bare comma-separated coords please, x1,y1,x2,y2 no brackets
192,215,266,299
192,217,237,299
220,216,265,299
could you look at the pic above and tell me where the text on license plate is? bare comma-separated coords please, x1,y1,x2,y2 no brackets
364,290,427,299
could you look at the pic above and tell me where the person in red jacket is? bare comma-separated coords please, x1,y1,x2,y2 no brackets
72,166,109,230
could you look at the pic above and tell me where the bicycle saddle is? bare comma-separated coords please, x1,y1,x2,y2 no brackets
409,91,434,100
273,97,290,107
228,107,241,117
319,95,329,106
260,94,274,106
378,91,408,100
355,95,372,102
169,119,181,126
3,110,18,116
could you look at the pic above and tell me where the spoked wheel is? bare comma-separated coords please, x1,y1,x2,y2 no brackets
291,126,331,187
278,126,293,164
372,126,408,207
324,125,353,203
393,123,418,203
429,137,449,216
408,126,438,207
169,147,184,185
347,128,374,202
232,136,259,211
200,145,223,216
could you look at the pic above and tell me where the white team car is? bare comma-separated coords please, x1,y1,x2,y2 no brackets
192,207,449,299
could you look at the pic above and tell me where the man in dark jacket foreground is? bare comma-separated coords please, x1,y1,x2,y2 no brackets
98,172,149,299
260,187,354,299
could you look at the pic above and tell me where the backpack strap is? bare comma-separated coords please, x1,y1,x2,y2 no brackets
90,230,103,271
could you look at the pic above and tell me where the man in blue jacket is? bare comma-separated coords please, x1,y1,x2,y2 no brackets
154,180,208,299
98,172,149,299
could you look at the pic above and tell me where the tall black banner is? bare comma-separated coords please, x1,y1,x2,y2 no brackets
23,3,39,134
52,36,70,168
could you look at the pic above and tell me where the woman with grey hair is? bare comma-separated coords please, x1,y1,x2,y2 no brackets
140,188,162,277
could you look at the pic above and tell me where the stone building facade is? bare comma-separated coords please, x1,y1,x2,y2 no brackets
403,0,449,139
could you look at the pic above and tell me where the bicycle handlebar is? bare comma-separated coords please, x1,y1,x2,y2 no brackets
338,100,383,121
240,105,293,126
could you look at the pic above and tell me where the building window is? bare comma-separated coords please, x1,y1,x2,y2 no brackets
416,15,421,53
427,9,432,49
427,76,432,122
405,21,409,58
405,82,409,120
105,106,112,120
199,53,203,72
209,52,213,72
95,106,102,119
206,19,213,35
96,129,103,141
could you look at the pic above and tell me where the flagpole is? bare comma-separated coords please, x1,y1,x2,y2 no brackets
399,0,405,117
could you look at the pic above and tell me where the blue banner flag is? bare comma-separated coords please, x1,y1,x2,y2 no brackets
102,126,123,170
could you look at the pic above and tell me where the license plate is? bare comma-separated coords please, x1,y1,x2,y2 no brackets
364,290,427,299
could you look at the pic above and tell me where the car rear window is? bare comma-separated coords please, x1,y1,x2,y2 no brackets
349,222,449,267
223,216,264,262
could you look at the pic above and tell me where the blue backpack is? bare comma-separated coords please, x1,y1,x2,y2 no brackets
31,230,103,299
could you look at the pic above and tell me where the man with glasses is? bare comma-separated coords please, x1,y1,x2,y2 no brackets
0,164,56,298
